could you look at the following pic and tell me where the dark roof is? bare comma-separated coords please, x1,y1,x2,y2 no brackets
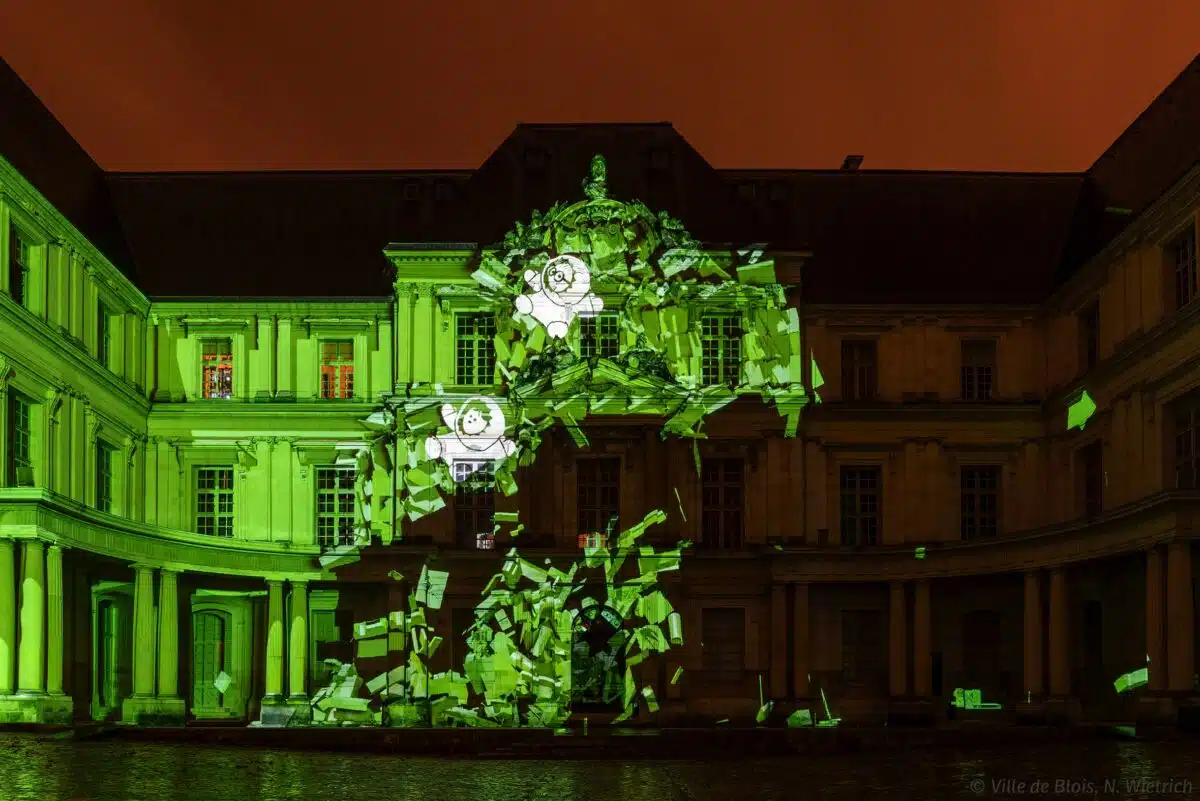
4,57,1200,302
0,58,136,281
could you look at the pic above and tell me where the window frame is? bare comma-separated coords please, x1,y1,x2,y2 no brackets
453,460,496,549
579,312,622,360
840,339,878,402
319,339,355,400
699,313,743,387
839,465,881,546
1173,395,1200,490
1078,300,1099,375
454,312,497,387
576,456,621,538
960,465,1000,539
195,466,235,537
200,338,234,400
1077,440,1104,520
314,465,357,549
960,339,996,402
1169,222,1198,311
96,439,116,513
6,391,33,486
699,457,745,549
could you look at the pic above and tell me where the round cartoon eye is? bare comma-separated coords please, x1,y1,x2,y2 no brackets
541,255,590,305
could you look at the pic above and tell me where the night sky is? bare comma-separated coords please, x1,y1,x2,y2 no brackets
0,0,1196,173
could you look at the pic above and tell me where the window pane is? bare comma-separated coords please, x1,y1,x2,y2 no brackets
315,466,357,548
456,314,496,386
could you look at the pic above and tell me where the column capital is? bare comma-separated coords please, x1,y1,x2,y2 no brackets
129,562,156,573
160,566,182,576
47,543,66,554
22,539,45,552
266,578,285,588
289,579,309,588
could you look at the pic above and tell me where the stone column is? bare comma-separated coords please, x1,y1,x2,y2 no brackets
792,582,810,697
157,569,180,698
888,581,907,697
17,540,46,694
1023,571,1044,697
0,539,15,694
769,584,788,698
1048,568,1069,697
912,580,932,698
1166,541,1195,692
45,546,65,695
131,565,157,697
265,580,284,699
288,581,308,700
1146,547,1165,691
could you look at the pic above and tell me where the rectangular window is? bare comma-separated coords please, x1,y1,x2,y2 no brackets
961,340,995,401
700,314,742,386
315,467,356,549
1078,301,1099,374
579,313,620,360
201,339,233,399
839,466,880,546
7,224,27,307
700,457,744,548
1171,224,1198,310
455,313,496,386
841,340,878,401
842,610,885,688
960,466,1000,539
701,608,745,680
1079,441,1103,519
196,467,234,537
453,461,495,549
1174,397,1200,490
96,304,111,369
96,441,116,513
577,457,620,537
6,393,32,485
320,340,355,399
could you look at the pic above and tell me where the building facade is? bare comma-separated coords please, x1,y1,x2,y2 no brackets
0,56,1199,727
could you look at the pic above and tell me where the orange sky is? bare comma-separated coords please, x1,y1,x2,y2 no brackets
0,0,1196,173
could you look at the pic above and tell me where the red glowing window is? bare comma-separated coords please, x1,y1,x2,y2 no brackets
320,340,354,399
201,340,233,399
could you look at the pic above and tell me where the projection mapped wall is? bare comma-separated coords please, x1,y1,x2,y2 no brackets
309,156,810,728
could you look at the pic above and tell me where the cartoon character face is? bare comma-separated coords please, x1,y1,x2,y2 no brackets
513,254,604,339
458,407,488,437
424,395,516,479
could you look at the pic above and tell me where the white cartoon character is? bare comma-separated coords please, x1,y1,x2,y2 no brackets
513,254,604,339
424,396,516,481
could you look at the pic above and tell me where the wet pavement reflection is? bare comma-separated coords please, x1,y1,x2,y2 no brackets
0,735,1198,800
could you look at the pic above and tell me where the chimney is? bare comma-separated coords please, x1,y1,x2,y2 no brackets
841,155,864,171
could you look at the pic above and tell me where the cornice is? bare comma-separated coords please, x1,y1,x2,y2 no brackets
0,157,149,315
149,299,393,318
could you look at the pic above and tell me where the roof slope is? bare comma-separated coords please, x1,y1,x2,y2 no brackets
0,58,136,280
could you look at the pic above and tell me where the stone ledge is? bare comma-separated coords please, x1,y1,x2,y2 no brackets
0,693,73,724
121,696,186,726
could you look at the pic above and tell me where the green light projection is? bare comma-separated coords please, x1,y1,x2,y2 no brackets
313,155,811,727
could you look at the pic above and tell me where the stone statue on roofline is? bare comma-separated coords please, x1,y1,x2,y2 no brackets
583,154,608,200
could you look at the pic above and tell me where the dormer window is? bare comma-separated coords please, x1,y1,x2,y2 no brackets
434,181,454,201
769,182,789,202
201,339,234,399
737,183,757,201
403,182,421,201
7,223,28,307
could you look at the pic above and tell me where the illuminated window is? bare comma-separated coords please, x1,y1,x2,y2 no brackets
961,340,995,401
960,466,999,539
577,532,607,549
315,466,356,549
6,393,32,485
96,441,116,513
701,608,744,680
196,467,234,537
453,460,494,549
700,458,743,548
839,466,880,546
1172,224,1198,310
455,313,495,386
700,314,742,386
201,339,233,399
841,340,877,401
320,340,354,399
1078,301,1099,374
580,313,620,360
577,457,619,537
7,224,28,307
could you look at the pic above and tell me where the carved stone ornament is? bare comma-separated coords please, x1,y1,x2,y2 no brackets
84,406,101,442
